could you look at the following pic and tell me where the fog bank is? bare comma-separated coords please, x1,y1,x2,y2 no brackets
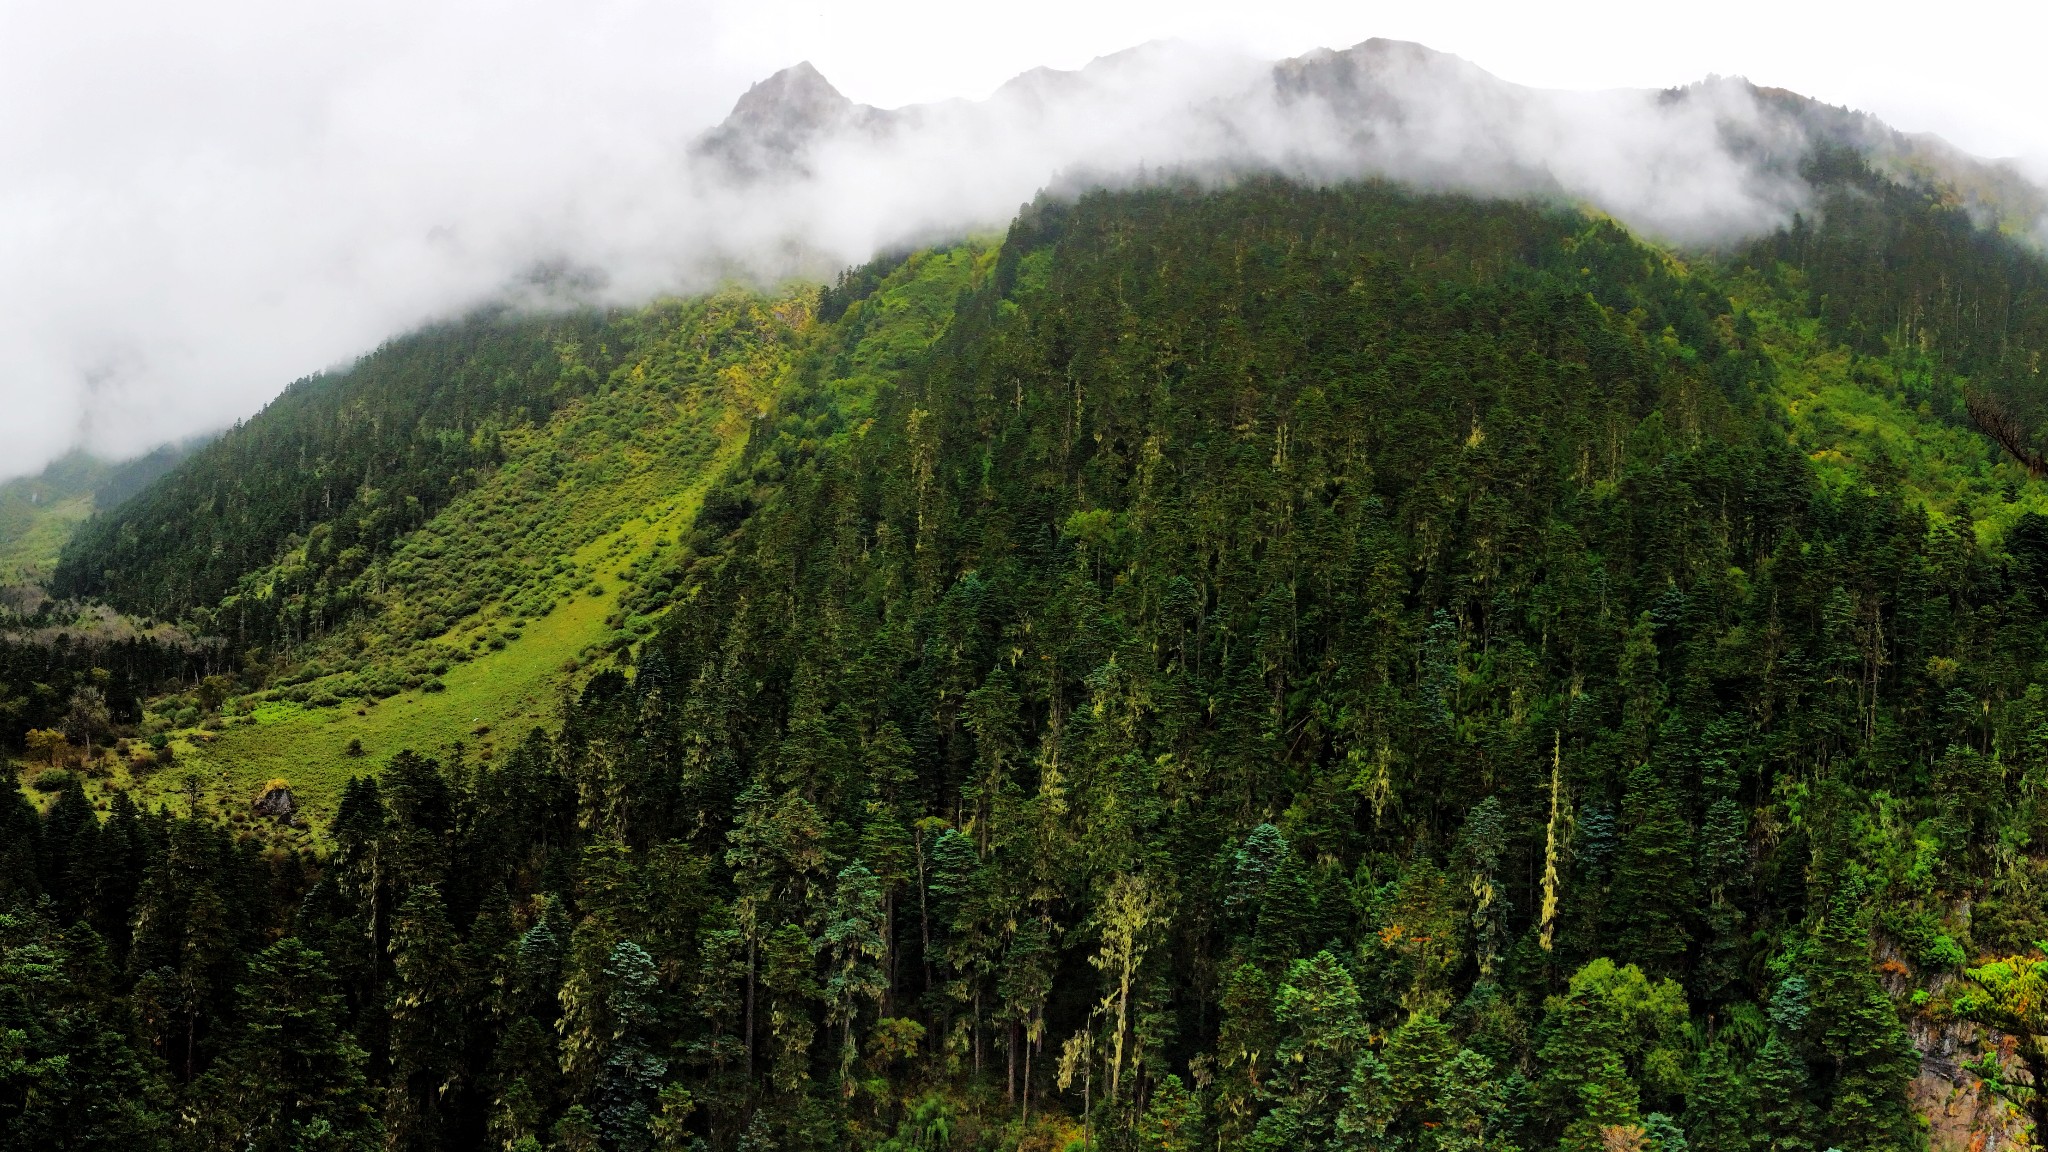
0,10,2026,481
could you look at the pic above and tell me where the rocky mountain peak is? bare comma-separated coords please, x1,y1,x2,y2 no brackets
692,61,892,180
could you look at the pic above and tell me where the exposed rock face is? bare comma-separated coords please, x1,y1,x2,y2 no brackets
690,61,897,180
684,39,2047,252
1909,1011,2030,1152
252,783,296,824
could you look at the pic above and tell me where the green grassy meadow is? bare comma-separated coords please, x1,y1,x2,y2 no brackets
0,491,94,585
149,453,734,818
1732,267,2048,539
31,287,812,826
7,253,1001,826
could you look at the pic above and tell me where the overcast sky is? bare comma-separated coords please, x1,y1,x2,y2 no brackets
1,0,2042,481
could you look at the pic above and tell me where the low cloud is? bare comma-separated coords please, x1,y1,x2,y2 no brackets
0,12,1972,481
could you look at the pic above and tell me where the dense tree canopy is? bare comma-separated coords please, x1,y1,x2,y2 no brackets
11,170,2048,1152
52,310,615,633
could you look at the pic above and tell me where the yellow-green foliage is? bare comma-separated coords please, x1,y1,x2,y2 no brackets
155,471,735,816
1732,264,2048,542
119,288,813,815
0,458,108,585
111,248,989,820
0,491,93,585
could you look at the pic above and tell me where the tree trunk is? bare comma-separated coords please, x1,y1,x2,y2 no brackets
1022,1029,1034,1123
917,834,932,999
2024,1043,2048,1150
882,888,895,1015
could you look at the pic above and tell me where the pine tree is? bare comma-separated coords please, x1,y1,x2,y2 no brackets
822,861,887,1091
1536,958,1689,1150
1751,1026,1818,1152
596,942,666,1152
0,786,40,903
386,885,463,1152
1459,797,1512,977
760,922,818,1096
1246,951,1369,1150
1444,1049,1510,1152
1139,1074,1207,1152
0,911,172,1151
1804,885,1917,1151
1683,1042,1758,1152
203,938,379,1152
1610,732,1697,974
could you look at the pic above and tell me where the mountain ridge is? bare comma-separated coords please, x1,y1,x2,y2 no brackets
689,37,2046,249
8,146,2048,1152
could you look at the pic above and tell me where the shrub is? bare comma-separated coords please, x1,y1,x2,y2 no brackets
29,768,74,792
24,728,68,764
1925,934,1969,970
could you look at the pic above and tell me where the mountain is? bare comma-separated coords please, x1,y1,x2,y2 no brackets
12,39,2048,1152
681,38,2045,253
691,61,899,179
0,443,196,586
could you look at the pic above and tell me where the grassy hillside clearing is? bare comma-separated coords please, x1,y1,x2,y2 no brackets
153,455,736,818
1731,266,2048,538
15,248,989,825
0,446,190,584
21,288,811,825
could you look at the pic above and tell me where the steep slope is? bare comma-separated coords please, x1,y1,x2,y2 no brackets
86,290,807,815
15,166,2048,1150
52,310,614,626
493,178,2048,1151
0,445,192,585
14,45,2048,1150
88,253,985,818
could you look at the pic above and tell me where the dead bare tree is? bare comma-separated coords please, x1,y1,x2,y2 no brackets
1966,387,2048,478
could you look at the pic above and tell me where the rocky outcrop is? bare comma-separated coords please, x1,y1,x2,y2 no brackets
689,62,898,181
252,782,298,824
1909,1009,2032,1152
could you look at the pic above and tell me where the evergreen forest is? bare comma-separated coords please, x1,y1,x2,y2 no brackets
10,144,2048,1152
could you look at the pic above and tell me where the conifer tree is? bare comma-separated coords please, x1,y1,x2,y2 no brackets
1804,885,1917,1151
1683,1042,1759,1152
1753,1029,1818,1152
595,942,666,1152
1246,951,1368,1150
387,885,463,1152
1610,733,1697,975
204,938,379,1152
823,861,888,1091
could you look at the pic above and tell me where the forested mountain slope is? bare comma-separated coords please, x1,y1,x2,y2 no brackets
2,246,986,837
0,445,193,584
51,312,618,629
13,167,2048,1152
140,260,978,815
